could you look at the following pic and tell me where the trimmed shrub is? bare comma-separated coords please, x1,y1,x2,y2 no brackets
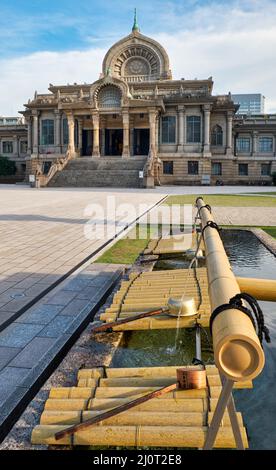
0,155,16,176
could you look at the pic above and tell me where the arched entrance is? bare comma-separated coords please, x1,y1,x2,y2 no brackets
133,128,149,155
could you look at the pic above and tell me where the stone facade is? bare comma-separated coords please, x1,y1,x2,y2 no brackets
0,117,27,176
2,21,275,186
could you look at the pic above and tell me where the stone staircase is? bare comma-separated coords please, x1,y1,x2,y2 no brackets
48,157,147,188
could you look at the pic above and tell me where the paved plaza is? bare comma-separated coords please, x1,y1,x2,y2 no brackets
0,186,163,330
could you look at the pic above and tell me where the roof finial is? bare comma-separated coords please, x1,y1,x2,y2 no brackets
132,8,139,32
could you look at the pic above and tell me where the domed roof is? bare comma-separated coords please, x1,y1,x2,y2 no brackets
102,13,172,83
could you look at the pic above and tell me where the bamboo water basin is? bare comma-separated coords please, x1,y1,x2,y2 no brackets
144,232,203,255
99,267,211,330
31,365,251,448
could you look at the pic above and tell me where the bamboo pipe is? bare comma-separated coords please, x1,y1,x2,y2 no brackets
108,316,202,331
236,276,276,302
78,365,218,379
55,383,178,440
32,424,248,448
41,410,207,427
196,197,264,381
44,397,208,413
40,410,243,427
49,387,96,399
94,386,208,399
78,377,252,389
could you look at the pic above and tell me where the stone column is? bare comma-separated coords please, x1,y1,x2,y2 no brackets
13,135,18,157
27,118,32,155
177,105,185,152
203,105,211,156
122,111,130,158
92,112,100,158
252,131,258,156
226,111,233,155
67,113,75,156
100,117,106,156
129,116,134,156
55,110,61,153
149,109,157,156
32,112,39,154
155,115,160,151
78,118,83,156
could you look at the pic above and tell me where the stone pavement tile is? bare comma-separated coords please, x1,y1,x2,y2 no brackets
0,323,44,348
37,316,74,338
41,274,64,284
0,347,21,371
76,285,102,300
0,283,16,295
58,298,90,316
0,368,30,405
9,337,56,369
46,290,78,306
0,310,18,330
64,304,96,335
2,287,27,298
86,275,112,286
62,277,91,291
20,334,72,389
23,284,49,297
0,386,30,422
5,273,31,282
1,297,32,313
15,304,63,325
14,277,39,290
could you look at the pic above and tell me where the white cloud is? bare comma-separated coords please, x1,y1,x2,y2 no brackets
0,48,105,116
0,0,276,115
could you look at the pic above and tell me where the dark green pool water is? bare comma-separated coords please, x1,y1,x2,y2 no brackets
111,230,276,450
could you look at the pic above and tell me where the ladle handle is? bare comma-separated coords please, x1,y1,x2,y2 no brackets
92,307,168,333
55,382,178,441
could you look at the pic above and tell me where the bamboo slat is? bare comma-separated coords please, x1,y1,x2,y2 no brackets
97,266,210,331
32,424,248,448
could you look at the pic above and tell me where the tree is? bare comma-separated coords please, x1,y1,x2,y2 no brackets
0,156,16,176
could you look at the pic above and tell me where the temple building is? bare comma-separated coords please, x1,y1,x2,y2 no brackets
1,13,276,186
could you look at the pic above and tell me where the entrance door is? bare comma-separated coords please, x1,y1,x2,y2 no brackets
133,128,150,155
105,129,123,156
82,130,93,156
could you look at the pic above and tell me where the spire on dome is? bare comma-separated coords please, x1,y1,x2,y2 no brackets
132,8,139,32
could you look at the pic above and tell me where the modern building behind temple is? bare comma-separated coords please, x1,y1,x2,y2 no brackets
1,15,275,186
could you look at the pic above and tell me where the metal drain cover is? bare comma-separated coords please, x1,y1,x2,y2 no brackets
10,293,26,299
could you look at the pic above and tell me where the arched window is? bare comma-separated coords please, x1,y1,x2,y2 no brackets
211,125,223,146
98,85,121,108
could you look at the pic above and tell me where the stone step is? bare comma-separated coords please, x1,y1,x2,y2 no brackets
66,158,146,171
49,157,146,188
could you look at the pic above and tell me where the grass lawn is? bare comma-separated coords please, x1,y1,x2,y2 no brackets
95,225,151,264
249,192,276,196
221,225,276,239
95,223,276,265
261,227,276,238
165,194,276,207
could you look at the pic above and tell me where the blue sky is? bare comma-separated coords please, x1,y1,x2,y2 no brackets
1,0,276,114
1,0,265,57
0,0,224,58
